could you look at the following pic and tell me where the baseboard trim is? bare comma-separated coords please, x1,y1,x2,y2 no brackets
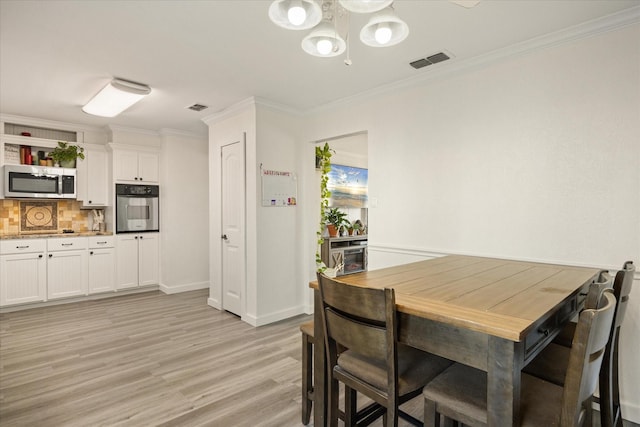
243,306,307,327
159,281,209,295
207,297,221,310
0,286,159,313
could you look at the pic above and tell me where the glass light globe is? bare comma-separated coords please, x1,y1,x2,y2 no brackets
374,23,392,44
316,39,333,55
287,4,306,26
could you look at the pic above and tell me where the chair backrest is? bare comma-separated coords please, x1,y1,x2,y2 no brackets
561,285,616,426
584,270,613,310
610,261,634,330
317,273,398,386
599,261,635,426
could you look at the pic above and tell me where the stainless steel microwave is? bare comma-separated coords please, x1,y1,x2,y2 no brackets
3,164,77,199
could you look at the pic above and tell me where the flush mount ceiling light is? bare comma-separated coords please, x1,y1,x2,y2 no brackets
268,0,323,30
360,6,408,47
269,0,408,61
82,78,151,118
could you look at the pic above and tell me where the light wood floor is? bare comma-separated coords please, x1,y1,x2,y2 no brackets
0,289,425,427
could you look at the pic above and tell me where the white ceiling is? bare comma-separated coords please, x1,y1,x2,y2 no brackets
1,0,638,136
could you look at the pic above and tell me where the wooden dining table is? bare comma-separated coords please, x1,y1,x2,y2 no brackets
311,254,601,426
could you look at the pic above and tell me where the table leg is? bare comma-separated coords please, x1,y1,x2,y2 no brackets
313,290,327,426
487,336,524,426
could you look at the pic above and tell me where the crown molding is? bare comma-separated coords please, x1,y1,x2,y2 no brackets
0,113,105,134
158,128,207,139
307,6,640,115
106,124,159,136
253,97,304,116
201,97,257,125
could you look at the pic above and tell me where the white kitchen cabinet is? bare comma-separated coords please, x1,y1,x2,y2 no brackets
88,236,115,294
116,233,159,290
113,149,159,183
47,238,88,300
77,146,109,207
0,239,47,307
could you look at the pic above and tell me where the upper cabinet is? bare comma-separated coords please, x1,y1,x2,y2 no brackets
0,119,85,200
111,145,159,183
77,146,109,207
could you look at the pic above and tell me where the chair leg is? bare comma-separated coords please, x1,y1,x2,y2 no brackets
345,386,357,426
424,398,440,427
301,331,313,425
329,377,340,427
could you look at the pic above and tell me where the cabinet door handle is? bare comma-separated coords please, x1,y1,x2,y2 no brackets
135,236,138,239
16,245,29,249
90,251,94,255
62,243,73,246
140,236,144,239
49,254,53,258
38,254,43,258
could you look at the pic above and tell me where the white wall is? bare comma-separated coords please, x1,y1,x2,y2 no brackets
255,105,305,323
297,22,640,421
159,130,209,294
205,101,308,325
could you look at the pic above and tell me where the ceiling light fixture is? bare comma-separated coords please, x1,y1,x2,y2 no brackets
338,0,392,14
360,6,408,47
268,0,323,30
82,78,151,118
269,0,408,60
301,20,346,57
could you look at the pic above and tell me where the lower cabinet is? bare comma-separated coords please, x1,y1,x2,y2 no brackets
88,236,116,294
47,238,88,300
116,233,159,290
0,239,47,306
1,234,155,308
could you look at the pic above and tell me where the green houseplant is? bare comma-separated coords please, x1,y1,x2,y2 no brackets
325,207,348,238
347,219,362,235
316,142,333,273
49,141,85,168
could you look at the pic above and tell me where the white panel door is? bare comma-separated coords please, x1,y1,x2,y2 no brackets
0,253,47,306
47,250,88,299
88,248,115,294
138,233,159,286
116,234,139,289
221,138,245,316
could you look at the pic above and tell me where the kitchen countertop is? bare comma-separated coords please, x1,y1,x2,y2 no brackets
0,231,114,240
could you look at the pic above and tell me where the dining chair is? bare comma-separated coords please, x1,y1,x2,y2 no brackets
317,273,453,427
300,320,315,425
522,270,612,385
422,287,617,427
523,262,634,427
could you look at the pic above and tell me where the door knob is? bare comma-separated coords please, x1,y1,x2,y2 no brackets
222,234,228,241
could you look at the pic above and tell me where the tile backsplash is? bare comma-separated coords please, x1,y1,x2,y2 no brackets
0,199,91,235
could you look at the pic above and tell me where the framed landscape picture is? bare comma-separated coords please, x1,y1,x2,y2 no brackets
327,164,368,208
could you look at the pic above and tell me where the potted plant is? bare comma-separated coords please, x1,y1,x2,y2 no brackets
325,207,348,238
347,220,363,236
316,142,333,273
49,141,85,168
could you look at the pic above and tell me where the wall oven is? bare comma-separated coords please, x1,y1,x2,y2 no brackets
115,184,159,233
4,164,76,199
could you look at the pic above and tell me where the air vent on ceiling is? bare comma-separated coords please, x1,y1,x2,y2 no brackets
410,52,451,70
187,103,209,112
